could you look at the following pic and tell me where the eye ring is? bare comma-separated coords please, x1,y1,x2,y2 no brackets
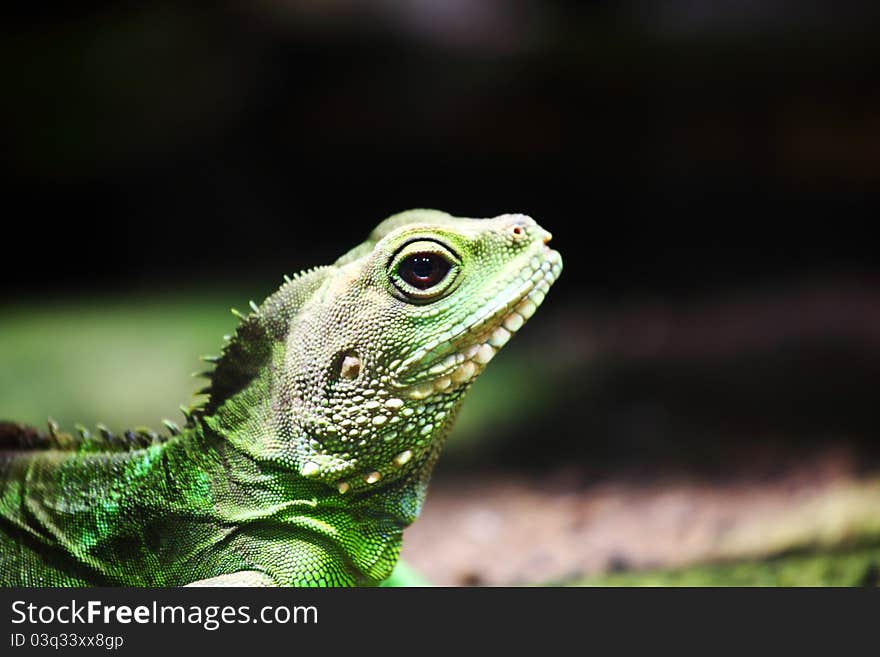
388,239,460,302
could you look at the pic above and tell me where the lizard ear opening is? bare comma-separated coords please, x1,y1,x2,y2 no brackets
336,350,362,381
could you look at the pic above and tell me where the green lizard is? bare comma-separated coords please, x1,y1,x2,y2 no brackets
0,210,561,586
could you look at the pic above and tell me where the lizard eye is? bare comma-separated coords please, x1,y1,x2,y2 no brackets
398,254,451,290
389,239,460,301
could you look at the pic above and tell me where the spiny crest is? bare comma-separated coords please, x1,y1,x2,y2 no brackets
197,265,332,415
0,418,180,454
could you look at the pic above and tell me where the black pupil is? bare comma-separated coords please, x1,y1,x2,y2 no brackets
399,254,450,290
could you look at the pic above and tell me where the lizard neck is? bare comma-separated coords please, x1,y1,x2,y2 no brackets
197,416,424,584
195,332,443,583
197,376,428,584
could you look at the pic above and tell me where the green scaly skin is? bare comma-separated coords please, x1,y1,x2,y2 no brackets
0,210,562,586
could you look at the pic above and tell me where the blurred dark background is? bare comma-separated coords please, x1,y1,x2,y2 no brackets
2,1,880,584
4,1,879,298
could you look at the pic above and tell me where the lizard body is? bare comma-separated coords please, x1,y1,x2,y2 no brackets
0,210,561,586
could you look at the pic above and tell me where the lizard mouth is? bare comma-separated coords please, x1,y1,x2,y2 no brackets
396,245,563,400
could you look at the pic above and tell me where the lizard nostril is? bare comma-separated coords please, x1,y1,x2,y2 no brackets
542,231,553,245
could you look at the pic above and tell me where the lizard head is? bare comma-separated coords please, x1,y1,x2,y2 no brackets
281,210,562,496
204,210,561,508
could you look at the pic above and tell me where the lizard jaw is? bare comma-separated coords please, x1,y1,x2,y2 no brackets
400,245,562,400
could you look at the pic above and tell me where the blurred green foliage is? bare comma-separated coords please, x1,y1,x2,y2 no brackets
0,290,242,430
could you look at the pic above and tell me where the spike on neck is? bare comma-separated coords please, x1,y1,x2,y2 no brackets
196,266,333,417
